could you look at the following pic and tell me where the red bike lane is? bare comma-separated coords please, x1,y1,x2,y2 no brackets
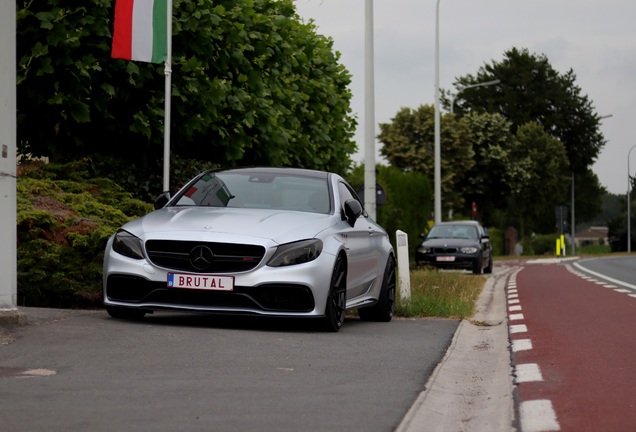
510,263,636,432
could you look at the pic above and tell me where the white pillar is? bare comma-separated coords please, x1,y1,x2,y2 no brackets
396,230,411,303
0,0,22,323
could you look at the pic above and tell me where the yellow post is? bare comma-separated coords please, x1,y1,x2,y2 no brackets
556,238,560,257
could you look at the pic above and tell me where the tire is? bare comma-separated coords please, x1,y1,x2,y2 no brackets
484,255,493,274
106,306,147,320
359,255,396,322
321,254,347,332
472,255,483,275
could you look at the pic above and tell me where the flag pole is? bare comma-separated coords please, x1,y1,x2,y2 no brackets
162,0,173,193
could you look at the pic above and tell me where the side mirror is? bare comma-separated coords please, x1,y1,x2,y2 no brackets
344,199,363,227
154,191,171,210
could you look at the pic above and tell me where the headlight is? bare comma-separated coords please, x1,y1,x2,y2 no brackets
267,239,323,267
417,246,432,254
112,230,145,259
460,246,478,254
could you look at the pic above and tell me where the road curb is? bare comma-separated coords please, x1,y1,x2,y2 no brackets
396,267,518,432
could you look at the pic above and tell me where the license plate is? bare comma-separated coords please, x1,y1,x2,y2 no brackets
437,256,456,262
167,273,234,291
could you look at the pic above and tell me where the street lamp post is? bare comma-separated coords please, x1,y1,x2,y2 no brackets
450,79,500,114
628,145,636,253
434,0,441,224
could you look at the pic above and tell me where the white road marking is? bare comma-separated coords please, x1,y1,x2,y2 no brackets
508,298,520,305
573,262,636,291
520,399,560,432
515,363,543,383
509,313,525,321
510,324,528,334
614,289,631,294
509,305,522,312
512,339,533,352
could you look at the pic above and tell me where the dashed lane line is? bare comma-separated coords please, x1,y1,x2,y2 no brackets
510,324,527,334
520,400,561,432
512,339,533,352
572,262,636,291
507,269,560,432
515,363,544,384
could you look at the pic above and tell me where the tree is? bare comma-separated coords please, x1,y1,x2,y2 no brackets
461,112,523,225
509,122,570,235
16,0,357,193
571,169,605,228
450,47,605,175
377,105,474,213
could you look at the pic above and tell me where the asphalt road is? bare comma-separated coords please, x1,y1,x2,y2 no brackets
0,309,459,432
574,255,636,286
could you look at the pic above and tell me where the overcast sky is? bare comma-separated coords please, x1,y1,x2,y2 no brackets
294,0,636,196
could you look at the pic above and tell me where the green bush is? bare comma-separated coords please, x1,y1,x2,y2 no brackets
487,227,504,256
16,160,153,308
521,233,568,256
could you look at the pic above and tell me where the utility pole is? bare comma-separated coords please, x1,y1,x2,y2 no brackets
0,0,25,325
364,0,376,219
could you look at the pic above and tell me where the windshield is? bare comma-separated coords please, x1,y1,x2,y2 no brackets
427,225,478,240
174,171,331,214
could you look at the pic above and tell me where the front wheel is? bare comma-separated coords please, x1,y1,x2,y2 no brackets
359,255,396,322
484,255,493,274
472,255,483,275
321,254,347,332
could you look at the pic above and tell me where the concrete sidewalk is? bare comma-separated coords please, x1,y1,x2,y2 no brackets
396,266,518,432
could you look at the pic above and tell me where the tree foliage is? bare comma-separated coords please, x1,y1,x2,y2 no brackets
450,47,605,175
378,105,473,212
377,100,576,234
461,112,523,223
509,122,570,235
16,0,357,194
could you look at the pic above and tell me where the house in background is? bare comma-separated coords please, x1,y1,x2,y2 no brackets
575,226,609,247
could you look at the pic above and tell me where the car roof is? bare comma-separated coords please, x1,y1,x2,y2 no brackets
435,221,481,226
214,167,331,180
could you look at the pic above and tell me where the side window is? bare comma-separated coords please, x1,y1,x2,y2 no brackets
337,182,367,217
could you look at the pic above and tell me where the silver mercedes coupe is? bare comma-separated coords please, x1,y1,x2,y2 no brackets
102,167,395,331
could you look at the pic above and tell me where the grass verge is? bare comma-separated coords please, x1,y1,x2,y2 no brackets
395,269,487,319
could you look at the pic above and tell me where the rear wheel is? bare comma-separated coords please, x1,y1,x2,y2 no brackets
106,306,147,320
359,256,396,322
322,254,347,332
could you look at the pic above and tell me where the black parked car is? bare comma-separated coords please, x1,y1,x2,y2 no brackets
415,221,493,274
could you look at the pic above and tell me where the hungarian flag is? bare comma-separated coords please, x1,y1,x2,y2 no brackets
111,0,168,63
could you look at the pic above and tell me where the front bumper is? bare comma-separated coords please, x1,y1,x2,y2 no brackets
415,252,478,270
103,243,336,317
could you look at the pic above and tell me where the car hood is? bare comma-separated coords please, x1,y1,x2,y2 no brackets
421,238,480,248
121,207,337,245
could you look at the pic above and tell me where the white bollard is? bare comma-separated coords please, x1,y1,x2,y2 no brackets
396,230,411,303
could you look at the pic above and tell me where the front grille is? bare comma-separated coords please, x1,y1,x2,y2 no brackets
145,240,265,273
106,275,315,313
433,247,458,254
